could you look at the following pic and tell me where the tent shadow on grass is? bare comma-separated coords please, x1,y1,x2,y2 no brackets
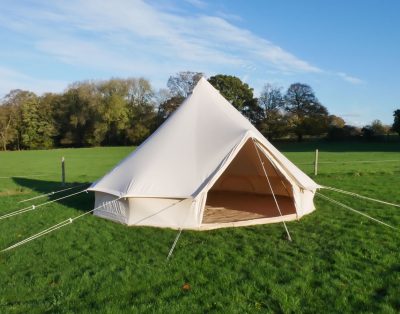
12,177,93,213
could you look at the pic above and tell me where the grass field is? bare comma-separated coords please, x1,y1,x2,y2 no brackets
0,142,399,313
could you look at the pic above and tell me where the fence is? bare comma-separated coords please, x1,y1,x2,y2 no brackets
297,149,400,176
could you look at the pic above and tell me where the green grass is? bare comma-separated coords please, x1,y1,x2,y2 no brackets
0,142,399,313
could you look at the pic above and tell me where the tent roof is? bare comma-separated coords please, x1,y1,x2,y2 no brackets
89,77,319,198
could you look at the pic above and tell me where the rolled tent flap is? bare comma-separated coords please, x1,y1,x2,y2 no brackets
89,78,319,230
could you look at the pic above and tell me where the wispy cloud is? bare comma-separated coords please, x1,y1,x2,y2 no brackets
1,1,321,70
0,0,362,94
0,66,67,96
216,11,243,22
341,113,362,118
184,0,207,9
339,112,366,127
336,72,364,85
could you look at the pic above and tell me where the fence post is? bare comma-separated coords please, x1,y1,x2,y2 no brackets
314,149,319,176
61,157,65,186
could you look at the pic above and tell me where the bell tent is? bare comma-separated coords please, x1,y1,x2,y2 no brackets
88,78,320,230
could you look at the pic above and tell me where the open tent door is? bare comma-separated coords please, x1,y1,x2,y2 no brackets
201,139,297,228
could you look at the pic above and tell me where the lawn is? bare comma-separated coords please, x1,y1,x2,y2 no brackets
0,142,399,313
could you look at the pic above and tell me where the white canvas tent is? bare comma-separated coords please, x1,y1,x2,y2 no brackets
88,78,320,230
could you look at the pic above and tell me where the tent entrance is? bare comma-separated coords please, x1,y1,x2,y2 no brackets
203,192,294,223
202,139,296,225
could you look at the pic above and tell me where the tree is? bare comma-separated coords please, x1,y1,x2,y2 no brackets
0,90,31,150
157,96,184,123
127,78,154,107
284,83,329,141
0,89,56,150
125,78,156,144
0,104,17,150
52,78,157,147
155,71,204,124
392,109,400,135
208,74,262,124
259,84,284,111
328,124,361,140
326,115,347,140
361,125,374,139
167,71,204,98
258,84,288,139
362,119,390,140
54,81,99,146
208,75,253,110
370,119,387,136
97,79,130,145
20,92,56,149
328,115,346,128
258,110,289,140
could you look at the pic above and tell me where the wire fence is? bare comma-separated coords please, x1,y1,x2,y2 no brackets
291,149,400,176
296,159,400,166
1,151,399,185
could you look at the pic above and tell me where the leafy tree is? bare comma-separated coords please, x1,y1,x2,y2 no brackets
326,115,347,140
258,84,289,139
361,120,388,140
241,98,264,126
284,83,329,141
370,119,388,136
361,125,374,139
0,104,17,150
20,92,56,149
54,81,99,146
328,115,346,128
127,78,154,107
125,78,156,144
0,89,56,150
258,110,289,140
328,124,361,140
208,74,262,124
208,75,253,111
157,96,183,123
97,79,130,145
53,78,157,147
0,90,30,150
392,109,400,135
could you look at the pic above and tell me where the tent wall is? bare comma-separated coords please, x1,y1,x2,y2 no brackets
292,187,316,217
254,143,316,218
94,192,129,224
94,192,202,228
210,139,292,198
93,135,316,230
126,197,199,228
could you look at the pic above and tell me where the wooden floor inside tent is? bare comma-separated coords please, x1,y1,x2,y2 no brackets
202,191,296,224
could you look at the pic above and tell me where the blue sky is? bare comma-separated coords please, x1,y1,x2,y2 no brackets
0,0,399,126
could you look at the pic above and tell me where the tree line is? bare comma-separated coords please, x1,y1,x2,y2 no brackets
0,71,399,151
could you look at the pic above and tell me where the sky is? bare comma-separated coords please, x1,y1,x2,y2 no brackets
0,0,399,126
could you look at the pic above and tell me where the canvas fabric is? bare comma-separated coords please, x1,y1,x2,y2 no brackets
88,78,320,229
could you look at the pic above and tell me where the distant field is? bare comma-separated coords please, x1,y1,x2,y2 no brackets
0,142,399,313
